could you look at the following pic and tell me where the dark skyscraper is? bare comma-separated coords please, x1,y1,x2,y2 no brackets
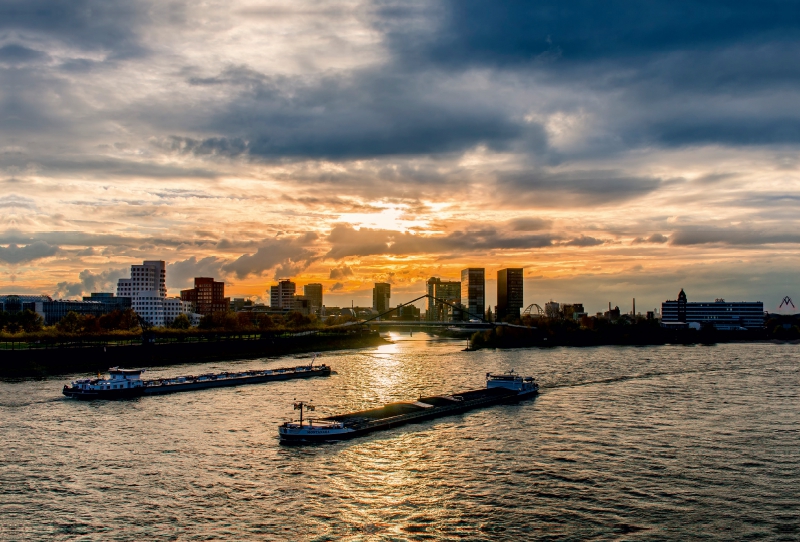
373,283,391,314
461,268,485,320
426,277,461,321
497,268,523,320
303,283,323,313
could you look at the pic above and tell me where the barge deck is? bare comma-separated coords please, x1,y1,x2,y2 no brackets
279,371,538,443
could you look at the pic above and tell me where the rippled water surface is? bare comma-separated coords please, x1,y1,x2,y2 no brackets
1,335,798,540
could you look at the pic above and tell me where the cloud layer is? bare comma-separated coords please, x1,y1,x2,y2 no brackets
3,0,800,312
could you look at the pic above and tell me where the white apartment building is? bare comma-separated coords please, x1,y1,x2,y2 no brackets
117,260,198,326
269,279,296,309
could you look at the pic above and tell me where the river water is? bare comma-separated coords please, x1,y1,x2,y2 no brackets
1,334,797,540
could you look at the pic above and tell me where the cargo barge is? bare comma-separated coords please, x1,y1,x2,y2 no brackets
63,358,330,400
279,371,538,443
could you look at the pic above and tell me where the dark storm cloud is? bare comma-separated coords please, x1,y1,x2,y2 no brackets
380,0,800,68
373,0,800,150
561,235,604,247
325,224,555,259
0,241,58,264
506,218,553,232
2,156,220,180
54,267,127,298
0,231,218,250
0,0,152,57
0,44,48,64
670,229,800,246
497,170,663,207
633,234,669,245
167,256,227,290
329,265,355,279
186,68,528,160
157,136,249,158
221,234,319,279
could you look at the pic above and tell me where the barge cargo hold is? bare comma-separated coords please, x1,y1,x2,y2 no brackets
279,371,538,443
63,360,331,400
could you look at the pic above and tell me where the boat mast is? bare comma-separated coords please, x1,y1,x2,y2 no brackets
293,401,315,426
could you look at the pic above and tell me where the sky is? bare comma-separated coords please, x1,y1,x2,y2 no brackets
2,0,800,314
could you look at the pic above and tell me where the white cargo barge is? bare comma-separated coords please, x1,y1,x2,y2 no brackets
63,359,331,400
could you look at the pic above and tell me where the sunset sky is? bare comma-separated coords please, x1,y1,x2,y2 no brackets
2,1,799,314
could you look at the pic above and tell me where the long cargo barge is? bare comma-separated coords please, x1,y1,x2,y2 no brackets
279,371,538,443
63,359,330,400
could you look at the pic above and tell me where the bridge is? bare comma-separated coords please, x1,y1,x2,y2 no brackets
330,294,534,331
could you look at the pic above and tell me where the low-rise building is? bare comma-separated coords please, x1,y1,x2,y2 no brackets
2,293,132,325
180,277,229,316
661,289,764,330
0,294,52,313
561,303,586,320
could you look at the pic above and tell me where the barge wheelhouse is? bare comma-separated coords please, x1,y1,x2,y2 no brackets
63,367,145,399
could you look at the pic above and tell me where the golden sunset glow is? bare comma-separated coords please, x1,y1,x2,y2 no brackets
2,1,798,314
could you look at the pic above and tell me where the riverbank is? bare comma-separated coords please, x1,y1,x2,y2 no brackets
0,330,388,378
468,325,773,350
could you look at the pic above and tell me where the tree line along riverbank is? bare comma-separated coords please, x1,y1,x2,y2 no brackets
469,314,800,350
0,329,387,378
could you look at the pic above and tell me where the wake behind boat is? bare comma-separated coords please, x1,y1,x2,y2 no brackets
278,371,538,443
63,356,330,400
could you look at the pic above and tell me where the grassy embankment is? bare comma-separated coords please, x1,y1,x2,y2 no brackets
0,328,387,378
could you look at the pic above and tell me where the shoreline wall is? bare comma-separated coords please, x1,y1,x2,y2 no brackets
0,331,387,378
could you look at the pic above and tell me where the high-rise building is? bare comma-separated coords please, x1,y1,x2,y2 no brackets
303,284,323,313
116,260,195,326
180,277,229,316
269,279,296,309
270,285,279,308
496,268,523,320
373,283,391,314
426,277,461,321
460,268,485,321
116,260,166,298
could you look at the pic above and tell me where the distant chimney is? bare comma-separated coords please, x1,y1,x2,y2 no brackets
633,298,636,315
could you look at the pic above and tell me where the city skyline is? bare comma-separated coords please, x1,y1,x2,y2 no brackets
2,1,799,315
